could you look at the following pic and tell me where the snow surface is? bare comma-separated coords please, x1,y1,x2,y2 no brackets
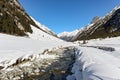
31,17,51,32
67,37,120,80
69,46,120,80
31,17,56,36
0,24,72,64
84,37,120,60
27,25,57,41
85,37,120,50
114,5,120,11
58,23,94,39
85,23,94,31
1,29,120,80
1,15,120,79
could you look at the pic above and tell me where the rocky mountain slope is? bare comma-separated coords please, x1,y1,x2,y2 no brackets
58,16,100,41
73,6,120,41
0,0,56,37
59,6,120,41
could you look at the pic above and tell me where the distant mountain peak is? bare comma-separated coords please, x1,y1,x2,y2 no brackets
58,29,79,41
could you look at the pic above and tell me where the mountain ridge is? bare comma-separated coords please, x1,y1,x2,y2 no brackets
58,29,79,41
72,5,120,41
58,5,120,41
0,0,56,37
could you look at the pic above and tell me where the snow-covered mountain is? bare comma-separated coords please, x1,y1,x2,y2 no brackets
0,0,56,37
58,29,79,41
31,17,57,37
71,5,120,41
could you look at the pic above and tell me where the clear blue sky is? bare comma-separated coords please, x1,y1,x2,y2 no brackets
19,0,120,34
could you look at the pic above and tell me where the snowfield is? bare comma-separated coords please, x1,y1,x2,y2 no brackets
67,37,120,80
31,17,56,36
0,24,72,67
69,46,120,80
1,23,120,80
85,37,120,50
84,37,120,59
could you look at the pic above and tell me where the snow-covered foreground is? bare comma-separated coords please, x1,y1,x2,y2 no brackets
68,46,120,80
0,32,72,66
67,37,120,80
1,31,120,80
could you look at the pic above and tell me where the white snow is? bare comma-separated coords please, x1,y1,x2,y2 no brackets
40,54,56,59
1,15,120,80
31,17,56,36
31,17,51,32
69,46,120,80
0,24,72,66
1,24,120,80
58,24,95,39
85,37,120,50
27,25,57,41
58,29,79,38
67,36,120,80
114,5,120,11
86,23,94,30
1,29,120,80
83,37,120,60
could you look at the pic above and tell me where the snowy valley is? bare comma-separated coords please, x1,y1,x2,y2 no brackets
1,32,120,80
1,0,120,80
